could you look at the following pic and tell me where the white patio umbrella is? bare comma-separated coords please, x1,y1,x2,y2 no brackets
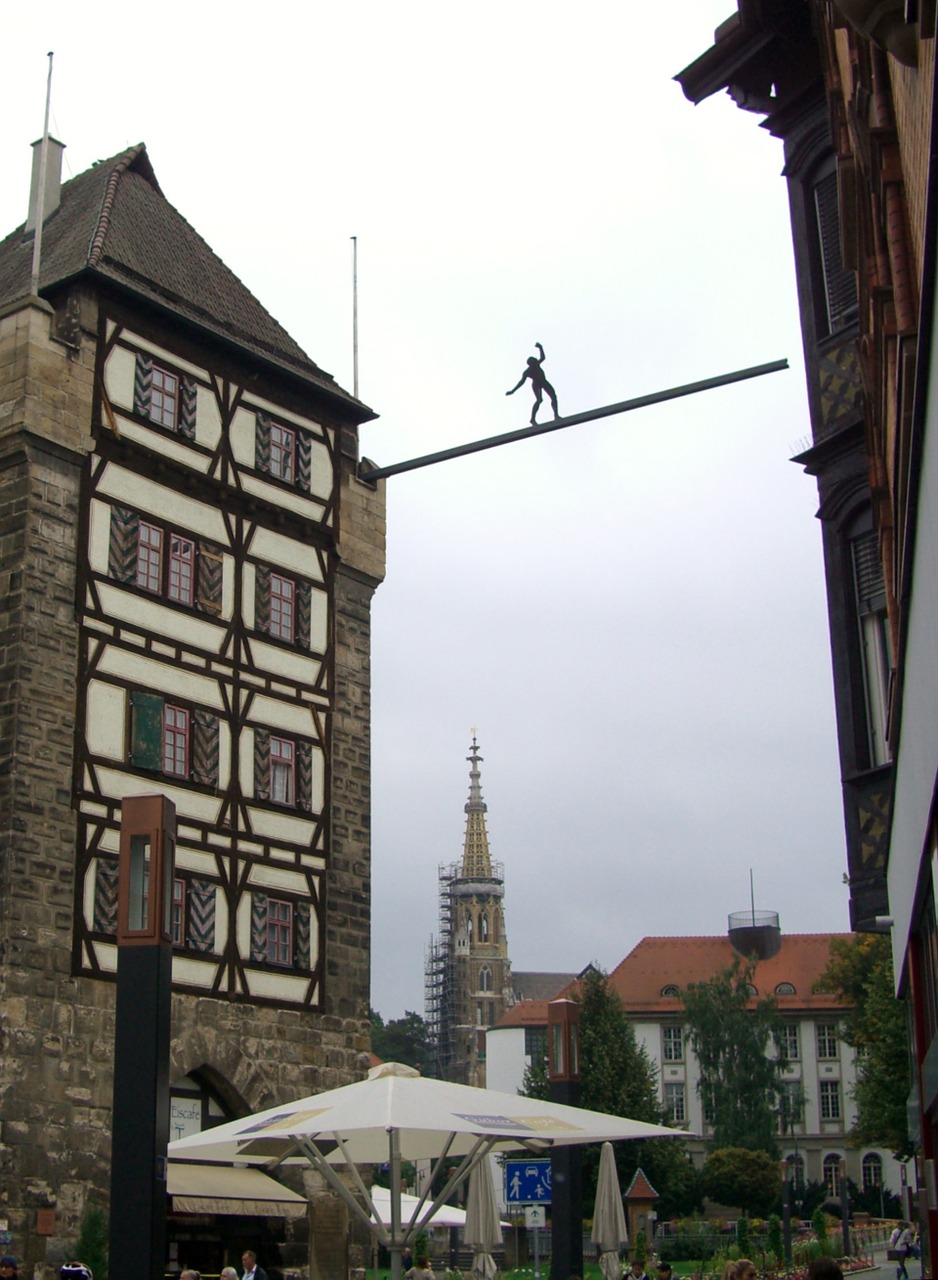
465,1157,502,1280
591,1141,628,1280
369,1185,468,1229
169,1062,685,1280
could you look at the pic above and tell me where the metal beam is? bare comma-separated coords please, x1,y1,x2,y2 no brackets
358,358,789,483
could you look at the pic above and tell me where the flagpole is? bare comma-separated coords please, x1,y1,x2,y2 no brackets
29,52,55,298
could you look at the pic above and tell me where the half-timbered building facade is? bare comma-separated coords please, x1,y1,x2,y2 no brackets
0,140,385,1275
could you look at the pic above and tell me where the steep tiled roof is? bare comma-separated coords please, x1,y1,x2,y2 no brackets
492,1000,552,1029
608,934,848,1014
625,1167,659,1200
511,971,577,1002
0,144,372,418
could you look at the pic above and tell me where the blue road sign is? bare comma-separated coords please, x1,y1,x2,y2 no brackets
505,1158,552,1204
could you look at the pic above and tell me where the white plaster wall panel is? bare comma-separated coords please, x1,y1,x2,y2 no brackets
249,694,323,739
218,722,232,794
307,437,333,500
83,860,97,924
94,768,224,824
174,849,222,877
240,728,257,798
173,958,220,987
239,471,328,524
96,465,228,543
249,527,326,582
229,405,255,468
247,807,317,846
97,586,228,655
236,893,251,957
87,499,113,574
95,650,224,708
94,942,118,973
243,561,256,630
248,971,313,1001
113,419,212,473
85,680,126,759
250,637,323,686
120,333,209,383
103,345,136,412
214,892,229,944
246,865,310,895
195,384,222,449
242,393,325,437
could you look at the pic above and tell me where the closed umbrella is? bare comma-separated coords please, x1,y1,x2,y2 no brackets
465,1157,502,1280
592,1142,628,1280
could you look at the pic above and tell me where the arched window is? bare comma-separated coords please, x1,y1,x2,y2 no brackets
823,1153,842,1197
479,965,492,992
466,913,473,940
480,913,489,942
661,984,680,998
775,982,796,995
862,1153,883,1191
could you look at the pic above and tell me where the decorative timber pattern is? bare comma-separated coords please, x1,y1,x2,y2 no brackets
819,342,863,430
73,321,338,1008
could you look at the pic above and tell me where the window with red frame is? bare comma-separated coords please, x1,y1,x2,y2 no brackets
150,366,179,430
270,736,295,805
270,422,295,483
270,573,295,642
168,534,195,605
137,522,163,593
163,705,190,777
266,898,293,965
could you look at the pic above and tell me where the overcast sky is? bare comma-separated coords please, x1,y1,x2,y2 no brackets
4,2,850,1022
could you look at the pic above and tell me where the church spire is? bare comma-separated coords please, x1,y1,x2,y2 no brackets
461,733,492,878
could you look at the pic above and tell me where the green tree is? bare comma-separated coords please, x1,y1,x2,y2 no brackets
815,934,912,1155
75,1204,108,1280
701,1147,780,1217
370,1008,435,1076
681,957,786,1155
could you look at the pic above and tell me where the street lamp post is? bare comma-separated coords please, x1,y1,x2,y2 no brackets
109,795,176,1280
548,999,582,1280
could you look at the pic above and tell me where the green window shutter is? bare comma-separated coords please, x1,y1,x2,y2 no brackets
255,564,271,634
196,542,223,616
133,353,153,417
108,506,140,584
296,429,312,493
255,412,271,473
187,879,216,953
294,900,311,969
131,691,165,770
250,892,269,962
254,728,271,801
192,710,220,787
296,581,312,650
298,740,313,813
179,376,198,440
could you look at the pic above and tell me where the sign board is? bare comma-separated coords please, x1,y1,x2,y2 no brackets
505,1158,552,1204
525,1205,547,1229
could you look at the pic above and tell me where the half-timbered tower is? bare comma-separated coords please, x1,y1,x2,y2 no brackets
0,140,385,1274
425,737,513,1085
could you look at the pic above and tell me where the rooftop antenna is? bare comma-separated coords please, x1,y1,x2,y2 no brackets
351,235,359,399
29,51,55,299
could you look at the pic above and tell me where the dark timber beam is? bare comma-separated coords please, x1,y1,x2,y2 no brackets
358,358,789,483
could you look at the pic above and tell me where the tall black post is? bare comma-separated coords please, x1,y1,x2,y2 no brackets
840,1161,851,1258
548,1000,582,1280
109,795,176,1280
781,1164,792,1267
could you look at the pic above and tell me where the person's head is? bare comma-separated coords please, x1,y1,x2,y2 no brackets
60,1267,93,1280
0,1259,16,1278
221,1269,239,1280
179,1271,201,1280
242,1254,257,1271
657,1265,672,1279
630,1261,645,1275
416,1257,430,1270
736,1260,757,1280
807,1260,844,1280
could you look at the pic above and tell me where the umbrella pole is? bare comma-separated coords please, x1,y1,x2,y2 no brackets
390,1127,404,1280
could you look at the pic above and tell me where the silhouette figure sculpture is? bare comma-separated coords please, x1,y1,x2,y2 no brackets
507,342,559,424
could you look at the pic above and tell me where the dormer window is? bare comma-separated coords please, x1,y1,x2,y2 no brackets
661,984,680,998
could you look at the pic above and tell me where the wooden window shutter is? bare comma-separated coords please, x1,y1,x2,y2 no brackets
255,412,271,473
296,581,312,649
179,376,198,440
254,728,271,801
196,542,223,616
294,900,311,968
108,506,140,584
133,353,153,417
255,564,271,634
187,879,216,953
250,892,269,962
93,859,120,935
192,710,220,787
815,172,858,335
852,530,886,611
297,740,313,813
131,691,165,770
296,429,313,493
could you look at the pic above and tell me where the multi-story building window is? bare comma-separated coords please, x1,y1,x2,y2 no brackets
270,735,295,805
168,534,195,605
163,705,190,777
823,1153,843,1196
270,573,295,642
663,1025,683,1061
786,1154,805,1192
778,1022,800,1060
478,965,492,992
851,529,892,767
266,898,293,966
150,365,179,429
779,1080,805,1130
820,1080,841,1120
862,1152,883,1191
270,422,295,484
525,1026,547,1065
137,521,163,593
817,1022,839,1059
663,1082,686,1124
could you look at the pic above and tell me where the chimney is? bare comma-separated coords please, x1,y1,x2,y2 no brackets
26,136,65,233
